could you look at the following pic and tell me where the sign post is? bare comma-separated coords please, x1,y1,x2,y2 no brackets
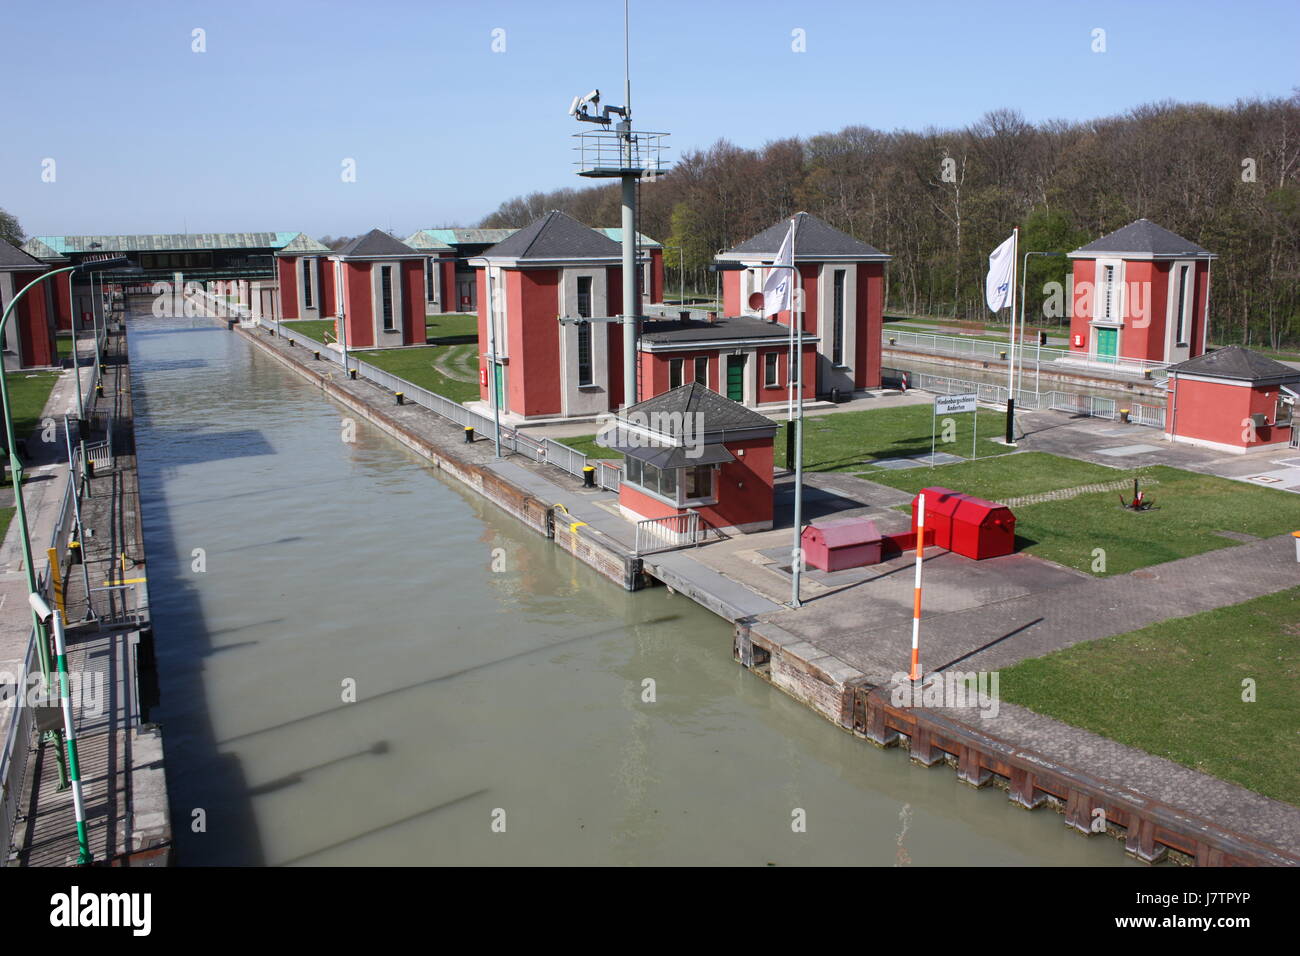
932,392,978,464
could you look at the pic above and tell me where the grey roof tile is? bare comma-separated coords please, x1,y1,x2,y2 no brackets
482,211,621,260
1070,219,1213,258
333,228,418,259
0,239,46,270
1167,345,1300,384
723,211,889,260
623,381,777,436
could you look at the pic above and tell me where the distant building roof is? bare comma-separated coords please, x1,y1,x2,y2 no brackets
20,237,64,260
29,232,300,254
275,232,332,256
0,239,47,271
1069,219,1215,259
720,211,890,262
402,230,456,252
1167,345,1300,385
481,210,622,262
599,228,661,249
621,381,777,439
331,228,419,260
638,314,816,350
422,228,518,247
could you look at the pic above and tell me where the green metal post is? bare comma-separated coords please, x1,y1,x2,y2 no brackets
50,607,92,864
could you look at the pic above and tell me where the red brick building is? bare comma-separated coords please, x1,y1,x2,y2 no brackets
328,230,426,349
473,211,632,419
715,212,890,399
1067,219,1215,366
611,382,778,535
275,233,335,321
0,239,60,369
1165,346,1297,453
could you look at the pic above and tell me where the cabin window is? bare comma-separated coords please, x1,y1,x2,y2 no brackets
764,351,779,387
694,356,709,386
684,465,713,501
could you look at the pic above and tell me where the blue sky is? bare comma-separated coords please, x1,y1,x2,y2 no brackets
5,0,1296,239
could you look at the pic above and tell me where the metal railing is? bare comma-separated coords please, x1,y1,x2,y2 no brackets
634,510,703,555
903,368,1169,429
250,316,628,493
884,328,1169,376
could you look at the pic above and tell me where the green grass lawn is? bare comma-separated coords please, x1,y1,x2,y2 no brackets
784,404,1014,473
999,586,1300,806
279,319,338,344
360,344,480,403
8,369,61,440
425,313,478,339
866,453,1300,576
558,433,620,460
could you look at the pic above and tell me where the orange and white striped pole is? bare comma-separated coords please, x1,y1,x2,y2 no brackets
910,494,926,682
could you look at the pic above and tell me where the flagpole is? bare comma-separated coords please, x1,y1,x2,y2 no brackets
790,213,805,609
1004,227,1019,445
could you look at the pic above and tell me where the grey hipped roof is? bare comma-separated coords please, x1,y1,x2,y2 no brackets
1069,219,1215,259
1167,345,1300,385
481,210,622,261
720,212,890,261
620,381,776,439
332,229,419,260
0,239,47,270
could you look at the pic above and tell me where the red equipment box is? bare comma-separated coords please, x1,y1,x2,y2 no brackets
911,487,1016,560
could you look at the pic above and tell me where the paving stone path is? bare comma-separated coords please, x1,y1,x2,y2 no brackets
1001,476,1160,508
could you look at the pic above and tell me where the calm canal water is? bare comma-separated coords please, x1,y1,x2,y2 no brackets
130,312,1133,866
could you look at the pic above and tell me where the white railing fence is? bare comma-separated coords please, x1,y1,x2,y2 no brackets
634,510,703,555
884,328,1169,376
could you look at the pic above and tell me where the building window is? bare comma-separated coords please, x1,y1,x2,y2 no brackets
1174,264,1190,345
302,258,314,309
669,358,684,389
832,269,846,366
380,265,395,331
627,457,681,502
576,276,592,319
1101,263,1117,322
764,351,779,387
577,322,593,387
694,356,708,386
425,258,436,302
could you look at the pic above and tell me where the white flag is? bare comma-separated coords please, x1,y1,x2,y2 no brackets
762,220,795,315
985,233,1016,312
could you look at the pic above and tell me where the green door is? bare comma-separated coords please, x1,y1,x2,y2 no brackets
726,356,745,402
1096,328,1118,363
494,362,506,408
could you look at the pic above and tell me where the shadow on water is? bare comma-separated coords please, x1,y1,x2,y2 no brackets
127,309,267,866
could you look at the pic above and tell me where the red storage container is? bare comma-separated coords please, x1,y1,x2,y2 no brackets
801,518,881,571
911,487,1016,560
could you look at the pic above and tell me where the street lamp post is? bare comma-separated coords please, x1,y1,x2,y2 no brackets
0,257,128,705
1019,250,1068,399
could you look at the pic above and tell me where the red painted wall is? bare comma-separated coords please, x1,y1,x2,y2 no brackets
1070,258,1212,362
509,269,562,417
342,262,373,348
402,260,423,345
441,257,459,312
278,258,299,319
1169,377,1292,449
51,270,73,331
16,276,58,367
856,262,884,388
649,249,664,303
319,259,336,318
1068,259,1094,354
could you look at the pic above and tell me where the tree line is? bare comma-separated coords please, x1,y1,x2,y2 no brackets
479,95,1300,350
